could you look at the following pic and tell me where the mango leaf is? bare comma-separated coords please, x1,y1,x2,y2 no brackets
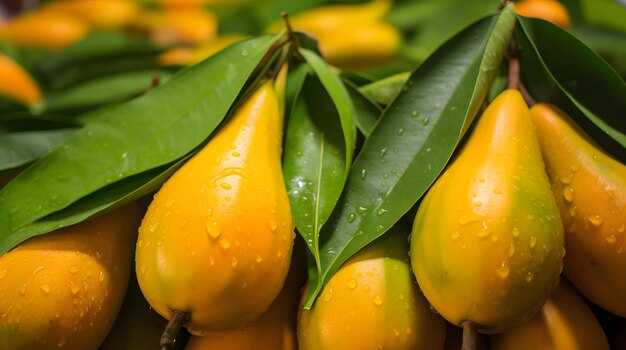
359,71,410,106
300,49,356,178
517,17,626,150
283,74,348,283
3,158,186,252
0,34,285,253
343,80,382,137
0,128,76,171
303,6,517,308
45,70,172,112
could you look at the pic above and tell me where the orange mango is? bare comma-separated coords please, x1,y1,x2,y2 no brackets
0,53,42,106
43,0,138,29
515,0,571,28
531,103,626,316
0,11,88,50
410,90,564,333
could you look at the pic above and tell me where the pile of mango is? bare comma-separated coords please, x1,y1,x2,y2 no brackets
0,0,624,349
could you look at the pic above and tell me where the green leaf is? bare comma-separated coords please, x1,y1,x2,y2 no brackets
303,7,516,308
45,70,172,112
3,159,185,253
0,128,76,171
300,49,356,179
517,17,626,150
283,74,348,285
0,34,284,253
359,71,409,106
344,80,382,138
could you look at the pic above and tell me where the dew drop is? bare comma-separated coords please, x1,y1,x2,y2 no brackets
140,265,147,274
99,271,105,283
346,279,358,289
372,295,383,306
570,162,581,172
605,235,617,244
231,257,239,267
394,329,400,337
378,148,388,158
478,177,485,183
70,282,80,295
569,206,577,218
219,238,231,250
231,152,240,157
587,215,603,226
560,176,573,185
526,272,535,283
397,128,405,135
360,169,367,179
377,208,386,216
356,206,368,214
477,229,491,238
512,227,520,237
40,284,50,295
411,110,418,117
496,262,510,279
529,236,537,248
324,288,334,302
0,269,6,279
509,242,515,257
563,186,574,203
473,200,482,207
347,213,356,223
451,231,460,240
421,116,430,125
19,285,26,295
268,219,278,231
206,221,222,239
491,234,498,243
493,188,503,194
220,183,232,190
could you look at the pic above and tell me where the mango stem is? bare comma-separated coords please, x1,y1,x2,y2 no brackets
160,310,190,350
461,321,477,350
507,55,520,90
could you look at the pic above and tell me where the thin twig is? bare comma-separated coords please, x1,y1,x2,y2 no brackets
517,81,537,106
160,310,190,350
461,321,478,350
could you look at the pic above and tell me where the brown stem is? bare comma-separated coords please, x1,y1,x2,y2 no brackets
281,11,295,40
507,55,520,90
148,74,161,93
461,321,477,350
517,81,537,106
160,310,190,350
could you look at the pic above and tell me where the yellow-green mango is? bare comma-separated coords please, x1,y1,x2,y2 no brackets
530,103,626,316
185,240,307,350
410,89,564,333
135,77,295,335
0,205,142,349
490,279,609,350
298,223,446,350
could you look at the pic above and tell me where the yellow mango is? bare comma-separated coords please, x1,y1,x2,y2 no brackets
43,0,138,29
0,205,142,349
530,103,626,316
490,279,609,350
0,52,42,107
135,77,295,337
298,224,446,350
185,241,307,350
158,35,247,67
410,90,564,333
135,8,217,45
515,0,571,29
268,0,400,69
0,11,88,50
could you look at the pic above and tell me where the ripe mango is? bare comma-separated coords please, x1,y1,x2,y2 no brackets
515,0,571,29
530,103,626,316
298,223,446,350
490,279,609,350
135,78,295,336
0,52,42,107
267,0,400,69
0,11,88,50
0,205,142,349
410,90,564,333
43,0,138,29
185,240,307,350
158,36,247,67
135,8,217,45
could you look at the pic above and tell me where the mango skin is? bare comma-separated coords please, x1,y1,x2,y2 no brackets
410,90,564,333
136,79,295,335
0,53,41,106
0,11,88,50
490,279,610,350
0,205,142,350
530,103,626,316
43,0,138,29
185,240,307,350
298,224,446,350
